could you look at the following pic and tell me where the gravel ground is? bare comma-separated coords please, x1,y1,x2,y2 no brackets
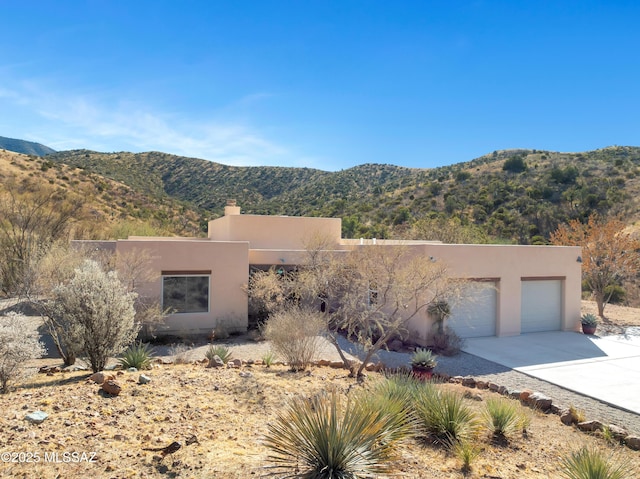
336,335,640,437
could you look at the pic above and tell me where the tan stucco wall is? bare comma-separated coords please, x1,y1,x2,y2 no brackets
115,239,249,334
208,214,342,250
399,243,582,339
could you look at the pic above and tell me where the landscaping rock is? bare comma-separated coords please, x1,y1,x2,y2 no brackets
527,392,553,411
238,371,253,378
577,420,603,432
227,359,242,369
625,435,640,450
102,380,122,396
461,377,476,388
560,409,574,426
475,380,488,389
25,411,48,424
127,367,138,373
139,374,151,385
488,382,500,391
509,390,521,400
207,355,224,368
519,389,533,402
608,424,627,441
88,372,106,384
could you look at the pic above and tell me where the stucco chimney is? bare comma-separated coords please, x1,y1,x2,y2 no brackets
225,199,241,216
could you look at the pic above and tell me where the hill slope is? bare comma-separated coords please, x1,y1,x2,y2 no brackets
46,146,640,243
0,135,56,156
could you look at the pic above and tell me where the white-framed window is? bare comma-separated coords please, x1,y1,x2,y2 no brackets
162,271,210,314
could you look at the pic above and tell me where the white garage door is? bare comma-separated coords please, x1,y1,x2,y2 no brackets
448,282,497,338
521,279,562,333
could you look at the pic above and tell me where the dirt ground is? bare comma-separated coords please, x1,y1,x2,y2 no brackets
0,300,638,478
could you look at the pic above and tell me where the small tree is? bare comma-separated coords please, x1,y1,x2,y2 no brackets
52,260,138,372
551,214,640,318
328,245,456,377
0,312,46,393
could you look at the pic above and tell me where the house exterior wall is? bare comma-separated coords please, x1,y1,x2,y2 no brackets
208,214,342,250
114,239,249,335
74,207,582,341
399,243,582,339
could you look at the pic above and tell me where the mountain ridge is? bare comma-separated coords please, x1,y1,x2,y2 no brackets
0,135,56,156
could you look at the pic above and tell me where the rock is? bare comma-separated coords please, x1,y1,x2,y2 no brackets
577,420,603,432
498,385,509,395
607,424,627,441
451,376,464,384
463,390,483,401
461,377,476,388
509,390,521,400
329,361,345,369
488,382,500,391
388,339,403,352
316,359,331,367
519,389,533,402
88,372,106,384
475,380,488,389
560,409,574,425
25,411,49,424
139,374,151,385
550,404,563,415
127,367,138,373
102,380,122,396
625,435,640,450
238,371,253,378
227,359,242,369
527,392,553,411
207,355,225,368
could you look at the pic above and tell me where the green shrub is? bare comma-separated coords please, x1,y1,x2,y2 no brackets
484,397,523,439
560,446,634,479
261,350,276,367
264,389,412,478
118,341,155,370
452,439,481,473
414,386,479,444
205,344,232,364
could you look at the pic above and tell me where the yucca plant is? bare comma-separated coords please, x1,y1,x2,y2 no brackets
205,344,232,364
264,388,413,478
414,386,479,445
262,349,276,367
451,438,481,473
118,341,155,370
484,397,523,439
560,446,634,479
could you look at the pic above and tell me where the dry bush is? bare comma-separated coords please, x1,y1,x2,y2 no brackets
0,312,46,393
262,306,325,371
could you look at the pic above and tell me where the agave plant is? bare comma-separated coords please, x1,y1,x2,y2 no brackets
264,388,413,478
205,344,233,364
118,341,155,370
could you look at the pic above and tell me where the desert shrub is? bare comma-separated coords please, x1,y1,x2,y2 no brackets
414,386,479,444
205,345,232,365
52,260,138,372
484,397,523,439
118,341,155,370
0,313,46,393
428,328,464,356
560,446,635,479
262,306,325,371
264,388,412,478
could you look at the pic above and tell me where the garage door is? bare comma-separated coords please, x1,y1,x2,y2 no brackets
448,281,497,338
521,279,562,333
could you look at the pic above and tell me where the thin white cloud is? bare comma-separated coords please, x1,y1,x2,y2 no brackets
0,81,306,167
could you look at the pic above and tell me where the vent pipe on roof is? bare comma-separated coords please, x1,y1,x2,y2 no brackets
225,199,241,216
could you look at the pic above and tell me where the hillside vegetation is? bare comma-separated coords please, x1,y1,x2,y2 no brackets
0,136,56,156
45,146,640,243
0,150,203,239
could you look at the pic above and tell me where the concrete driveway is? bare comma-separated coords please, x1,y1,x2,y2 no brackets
463,330,640,415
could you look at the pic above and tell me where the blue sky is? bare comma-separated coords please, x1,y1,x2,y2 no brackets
1,1,639,171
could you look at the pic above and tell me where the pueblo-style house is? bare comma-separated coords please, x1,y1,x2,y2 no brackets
79,201,582,343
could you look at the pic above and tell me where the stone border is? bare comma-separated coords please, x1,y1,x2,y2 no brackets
440,373,640,452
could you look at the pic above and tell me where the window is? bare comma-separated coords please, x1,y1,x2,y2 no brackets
162,272,210,313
